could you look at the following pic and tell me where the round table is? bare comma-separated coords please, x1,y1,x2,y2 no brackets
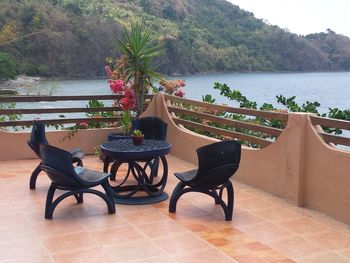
100,139,172,205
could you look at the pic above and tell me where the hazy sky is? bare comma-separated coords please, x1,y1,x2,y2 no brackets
227,0,350,37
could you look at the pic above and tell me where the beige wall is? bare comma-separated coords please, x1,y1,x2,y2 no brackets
2,94,350,223
143,94,350,224
0,127,118,161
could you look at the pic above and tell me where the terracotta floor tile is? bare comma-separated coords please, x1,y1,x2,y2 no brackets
233,253,271,263
244,241,272,251
339,248,350,259
266,236,325,259
238,222,294,243
90,225,145,245
1,156,350,262
277,217,328,235
41,232,98,254
221,245,251,257
132,255,177,263
136,218,189,239
251,207,301,222
174,248,238,263
121,209,170,225
305,230,350,249
0,238,50,262
206,237,232,247
230,209,265,228
32,220,86,238
52,247,112,263
153,232,213,255
0,224,38,244
167,203,209,219
103,240,167,262
297,252,350,263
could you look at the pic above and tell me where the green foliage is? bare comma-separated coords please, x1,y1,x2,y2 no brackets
117,21,164,114
202,94,216,104
85,99,114,128
0,102,22,131
120,110,132,135
214,82,350,135
0,53,17,81
1,0,350,77
131,129,143,136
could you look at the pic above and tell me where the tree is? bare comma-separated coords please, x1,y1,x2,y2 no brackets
0,53,17,81
116,22,165,115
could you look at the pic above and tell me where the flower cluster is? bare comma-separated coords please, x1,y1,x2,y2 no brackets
159,78,186,97
105,61,136,135
120,87,136,111
77,122,89,129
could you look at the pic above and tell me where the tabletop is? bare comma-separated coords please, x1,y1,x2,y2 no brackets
100,139,172,160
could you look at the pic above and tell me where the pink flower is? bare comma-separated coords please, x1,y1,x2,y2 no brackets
78,122,89,129
120,87,136,110
175,87,185,97
109,79,124,94
105,65,112,79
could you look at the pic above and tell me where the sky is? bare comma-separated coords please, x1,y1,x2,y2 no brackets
227,0,350,37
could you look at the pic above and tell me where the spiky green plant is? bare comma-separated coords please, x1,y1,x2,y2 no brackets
116,21,165,115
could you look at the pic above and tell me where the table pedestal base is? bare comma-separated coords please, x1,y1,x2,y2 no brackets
114,192,168,205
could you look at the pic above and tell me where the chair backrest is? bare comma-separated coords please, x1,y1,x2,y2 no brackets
39,144,79,187
27,121,49,158
131,116,167,141
192,140,241,187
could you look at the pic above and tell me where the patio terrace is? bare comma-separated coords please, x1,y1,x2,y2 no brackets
1,155,350,263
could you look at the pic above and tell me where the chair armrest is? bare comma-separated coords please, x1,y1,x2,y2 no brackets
70,148,85,160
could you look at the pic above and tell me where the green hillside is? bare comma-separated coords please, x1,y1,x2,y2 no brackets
1,0,350,78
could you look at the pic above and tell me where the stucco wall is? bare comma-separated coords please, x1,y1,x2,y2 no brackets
303,121,350,223
2,94,350,223
143,94,350,223
0,127,118,161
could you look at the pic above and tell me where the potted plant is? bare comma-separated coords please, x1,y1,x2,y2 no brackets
131,129,144,145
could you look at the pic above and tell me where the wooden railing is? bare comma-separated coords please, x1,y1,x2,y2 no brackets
310,115,350,147
164,94,288,148
0,95,153,127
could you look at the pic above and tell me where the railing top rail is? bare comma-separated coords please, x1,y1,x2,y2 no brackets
0,117,119,127
0,94,153,103
168,105,283,137
164,94,288,121
310,115,350,131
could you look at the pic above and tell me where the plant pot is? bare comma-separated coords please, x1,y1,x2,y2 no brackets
108,132,131,142
132,135,144,145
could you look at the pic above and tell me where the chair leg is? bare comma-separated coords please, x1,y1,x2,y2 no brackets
29,162,43,190
169,182,187,213
101,182,116,214
223,181,234,221
74,193,84,204
45,183,57,219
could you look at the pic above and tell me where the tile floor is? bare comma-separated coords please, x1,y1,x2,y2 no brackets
0,155,350,262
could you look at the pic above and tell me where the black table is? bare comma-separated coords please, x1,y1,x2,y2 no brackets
100,139,172,205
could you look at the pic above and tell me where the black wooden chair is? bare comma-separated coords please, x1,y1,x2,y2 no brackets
131,116,167,141
169,140,241,221
27,121,84,189
40,144,116,219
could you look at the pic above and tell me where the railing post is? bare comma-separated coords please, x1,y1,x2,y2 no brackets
284,112,309,206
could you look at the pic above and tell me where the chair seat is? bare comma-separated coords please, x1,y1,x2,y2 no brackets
74,166,109,185
70,148,85,160
174,169,197,182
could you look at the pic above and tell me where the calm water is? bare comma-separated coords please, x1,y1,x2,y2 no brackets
14,71,350,118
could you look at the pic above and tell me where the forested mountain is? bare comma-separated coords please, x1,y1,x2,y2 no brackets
1,0,350,78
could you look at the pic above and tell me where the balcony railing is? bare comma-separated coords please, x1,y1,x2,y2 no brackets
310,115,350,147
0,95,153,127
164,94,288,148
